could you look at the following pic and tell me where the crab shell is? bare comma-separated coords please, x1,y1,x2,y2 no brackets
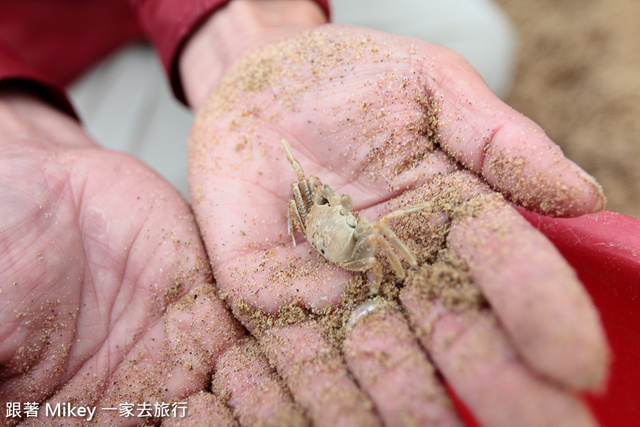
303,186,375,265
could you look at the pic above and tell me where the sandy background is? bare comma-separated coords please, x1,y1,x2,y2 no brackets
495,0,640,218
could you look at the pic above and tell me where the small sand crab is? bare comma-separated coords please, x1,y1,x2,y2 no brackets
282,139,430,293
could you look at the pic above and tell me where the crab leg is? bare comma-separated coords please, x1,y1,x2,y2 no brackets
308,175,322,199
375,222,417,268
370,232,407,281
341,255,383,294
291,183,308,222
347,229,406,291
287,199,304,246
374,202,433,267
379,202,432,222
282,139,314,208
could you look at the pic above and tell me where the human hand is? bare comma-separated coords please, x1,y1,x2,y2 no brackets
0,92,307,426
182,6,608,427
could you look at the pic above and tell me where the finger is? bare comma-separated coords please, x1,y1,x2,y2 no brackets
161,391,237,427
212,337,308,426
344,300,463,427
201,24,604,216
378,171,609,390
85,283,241,425
448,200,609,390
415,40,605,216
258,321,380,427
401,294,598,427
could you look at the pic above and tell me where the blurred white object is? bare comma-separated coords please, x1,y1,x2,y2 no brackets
70,45,194,198
331,0,518,99
69,0,517,199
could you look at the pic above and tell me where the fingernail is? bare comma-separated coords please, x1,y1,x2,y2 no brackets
568,159,607,214
590,192,606,214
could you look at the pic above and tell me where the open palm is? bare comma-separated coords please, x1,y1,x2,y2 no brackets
0,95,247,425
189,25,608,426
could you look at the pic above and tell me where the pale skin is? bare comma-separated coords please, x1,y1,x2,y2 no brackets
0,1,608,427
184,1,608,426
282,138,431,294
0,92,285,426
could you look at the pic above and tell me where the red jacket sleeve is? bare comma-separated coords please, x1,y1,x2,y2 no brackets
0,43,76,117
0,0,143,118
0,0,330,114
130,0,331,103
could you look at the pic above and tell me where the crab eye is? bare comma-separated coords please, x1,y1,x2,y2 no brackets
340,194,353,211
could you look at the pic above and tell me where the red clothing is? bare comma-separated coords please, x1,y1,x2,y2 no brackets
2,4,640,426
0,0,330,115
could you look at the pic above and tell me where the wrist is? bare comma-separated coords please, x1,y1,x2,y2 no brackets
0,88,88,149
179,0,327,110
